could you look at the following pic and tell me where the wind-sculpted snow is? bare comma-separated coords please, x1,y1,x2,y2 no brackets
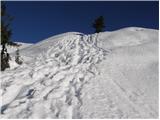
1,27,158,118
1,33,108,118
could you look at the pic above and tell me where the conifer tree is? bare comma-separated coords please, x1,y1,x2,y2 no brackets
1,2,13,71
92,16,105,33
15,48,23,65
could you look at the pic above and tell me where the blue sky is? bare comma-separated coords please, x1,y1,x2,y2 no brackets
6,1,159,43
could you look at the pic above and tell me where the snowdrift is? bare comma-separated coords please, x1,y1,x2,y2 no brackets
1,27,158,118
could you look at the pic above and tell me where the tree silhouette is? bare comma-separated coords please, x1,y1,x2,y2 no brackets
92,16,105,33
1,2,13,71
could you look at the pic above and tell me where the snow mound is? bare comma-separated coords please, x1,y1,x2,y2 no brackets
99,27,158,49
1,27,158,118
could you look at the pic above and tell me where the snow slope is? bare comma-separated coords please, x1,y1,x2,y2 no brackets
6,42,32,54
0,27,158,118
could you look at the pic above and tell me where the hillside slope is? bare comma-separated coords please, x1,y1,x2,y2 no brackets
7,42,32,54
1,27,158,118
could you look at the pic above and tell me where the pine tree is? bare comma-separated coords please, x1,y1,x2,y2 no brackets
1,2,13,71
92,16,105,33
15,48,23,65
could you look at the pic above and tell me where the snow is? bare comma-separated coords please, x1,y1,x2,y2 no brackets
6,42,32,54
0,27,158,118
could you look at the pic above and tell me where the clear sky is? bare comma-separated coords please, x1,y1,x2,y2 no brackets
6,1,159,43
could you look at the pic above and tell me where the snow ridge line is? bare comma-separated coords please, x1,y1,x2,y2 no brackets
1,33,109,118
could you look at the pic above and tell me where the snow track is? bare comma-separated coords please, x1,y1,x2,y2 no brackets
1,28,158,118
1,34,108,118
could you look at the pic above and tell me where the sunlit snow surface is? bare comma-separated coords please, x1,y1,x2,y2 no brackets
1,27,158,118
